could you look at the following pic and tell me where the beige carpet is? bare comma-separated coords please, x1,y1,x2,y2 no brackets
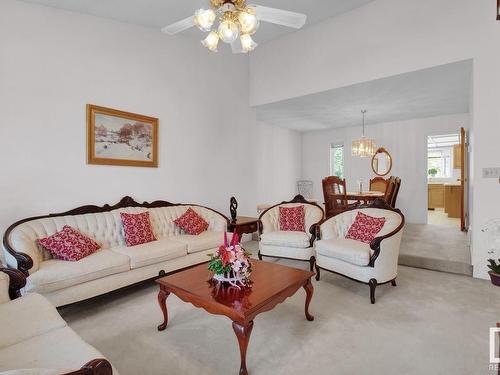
59,253,499,375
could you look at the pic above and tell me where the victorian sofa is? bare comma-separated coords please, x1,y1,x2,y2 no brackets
314,199,405,304
257,195,324,271
0,267,114,374
3,196,231,307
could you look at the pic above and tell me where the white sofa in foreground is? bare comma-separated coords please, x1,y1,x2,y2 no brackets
315,199,405,304
0,267,114,374
3,196,231,307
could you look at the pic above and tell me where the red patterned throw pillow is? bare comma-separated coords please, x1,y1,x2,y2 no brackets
174,208,209,235
345,212,386,244
120,211,156,247
279,205,305,232
37,226,100,261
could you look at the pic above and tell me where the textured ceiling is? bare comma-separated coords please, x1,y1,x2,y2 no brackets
255,60,473,132
20,0,373,44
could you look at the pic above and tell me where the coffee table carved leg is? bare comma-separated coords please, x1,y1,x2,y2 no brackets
232,321,254,375
157,288,170,331
303,278,314,321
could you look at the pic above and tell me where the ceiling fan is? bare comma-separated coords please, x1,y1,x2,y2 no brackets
161,0,307,53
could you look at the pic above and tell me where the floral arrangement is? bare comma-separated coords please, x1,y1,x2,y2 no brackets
208,232,252,288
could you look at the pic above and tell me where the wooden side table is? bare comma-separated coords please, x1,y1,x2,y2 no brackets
228,216,259,238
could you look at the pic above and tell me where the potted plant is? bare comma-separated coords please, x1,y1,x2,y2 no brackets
428,168,438,178
487,258,500,286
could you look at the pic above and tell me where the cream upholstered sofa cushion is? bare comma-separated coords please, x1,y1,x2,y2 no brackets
174,231,231,254
0,293,66,349
259,244,315,261
0,271,10,304
25,250,130,294
315,238,372,266
0,327,106,373
260,231,310,249
111,237,187,269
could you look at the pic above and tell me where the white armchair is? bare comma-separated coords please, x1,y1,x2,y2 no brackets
258,195,324,271
314,199,405,304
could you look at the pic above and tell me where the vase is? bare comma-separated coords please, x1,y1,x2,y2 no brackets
489,271,500,287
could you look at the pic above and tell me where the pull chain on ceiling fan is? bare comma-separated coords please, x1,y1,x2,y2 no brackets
161,0,307,53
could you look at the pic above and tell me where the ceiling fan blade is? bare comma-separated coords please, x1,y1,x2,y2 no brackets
161,16,195,35
231,39,244,54
253,5,307,29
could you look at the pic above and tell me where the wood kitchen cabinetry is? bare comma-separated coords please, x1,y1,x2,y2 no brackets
428,184,445,209
453,144,462,169
444,184,461,218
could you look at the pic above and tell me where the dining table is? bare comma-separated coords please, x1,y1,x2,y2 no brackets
346,191,385,204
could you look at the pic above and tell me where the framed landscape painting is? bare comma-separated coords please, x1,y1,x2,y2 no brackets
87,104,158,168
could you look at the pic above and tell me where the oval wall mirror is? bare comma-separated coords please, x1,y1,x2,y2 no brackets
372,148,393,176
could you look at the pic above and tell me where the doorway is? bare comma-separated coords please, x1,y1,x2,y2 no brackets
426,129,467,231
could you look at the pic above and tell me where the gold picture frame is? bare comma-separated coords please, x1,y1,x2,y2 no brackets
87,104,158,168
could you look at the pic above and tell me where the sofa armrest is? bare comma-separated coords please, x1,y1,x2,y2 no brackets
63,359,113,375
0,267,27,301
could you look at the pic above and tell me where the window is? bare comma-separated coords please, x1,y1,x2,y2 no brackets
330,143,344,179
428,148,452,178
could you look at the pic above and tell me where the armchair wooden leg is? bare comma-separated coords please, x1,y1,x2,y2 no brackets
391,279,397,287
309,256,315,272
315,264,321,281
257,251,262,261
369,279,377,304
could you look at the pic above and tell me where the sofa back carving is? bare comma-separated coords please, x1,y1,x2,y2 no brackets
3,196,229,275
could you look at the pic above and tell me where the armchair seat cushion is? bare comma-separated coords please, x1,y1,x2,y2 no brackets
173,231,230,254
260,231,310,249
0,293,66,349
111,237,187,269
315,238,372,266
0,326,105,373
25,250,131,294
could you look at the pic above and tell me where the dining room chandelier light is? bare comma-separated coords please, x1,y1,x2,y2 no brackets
352,110,377,157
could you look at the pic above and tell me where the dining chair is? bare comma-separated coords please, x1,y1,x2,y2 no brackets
391,177,402,208
369,177,389,194
322,176,349,219
384,176,397,207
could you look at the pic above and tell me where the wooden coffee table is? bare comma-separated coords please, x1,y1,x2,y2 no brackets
156,260,315,375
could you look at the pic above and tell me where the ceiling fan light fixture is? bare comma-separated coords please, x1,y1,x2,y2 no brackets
240,34,257,52
194,8,216,32
238,7,259,35
218,18,240,43
202,31,220,52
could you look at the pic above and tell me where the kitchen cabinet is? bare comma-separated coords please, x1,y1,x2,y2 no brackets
453,144,462,169
428,184,445,209
444,184,462,218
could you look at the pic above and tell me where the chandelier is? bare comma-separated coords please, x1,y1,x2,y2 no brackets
161,0,306,54
352,110,377,157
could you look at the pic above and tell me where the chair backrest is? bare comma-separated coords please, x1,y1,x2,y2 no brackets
391,177,402,207
369,177,389,194
384,176,397,207
322,176,348,218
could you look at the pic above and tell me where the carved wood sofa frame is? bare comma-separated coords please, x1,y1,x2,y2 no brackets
257,195,325,271
314,198,405,304
0,267,113,375
3,196,230,276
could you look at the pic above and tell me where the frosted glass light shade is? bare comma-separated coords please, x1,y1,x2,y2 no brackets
202,31,220,52
240,34,258,52
238,8,259,35
194,9,216,32
218,19,239,43
352,138,377,157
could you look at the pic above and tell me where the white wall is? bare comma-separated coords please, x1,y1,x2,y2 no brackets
250,0,500,279
0,0,301,258
302,114,469,224
255,121,302,205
